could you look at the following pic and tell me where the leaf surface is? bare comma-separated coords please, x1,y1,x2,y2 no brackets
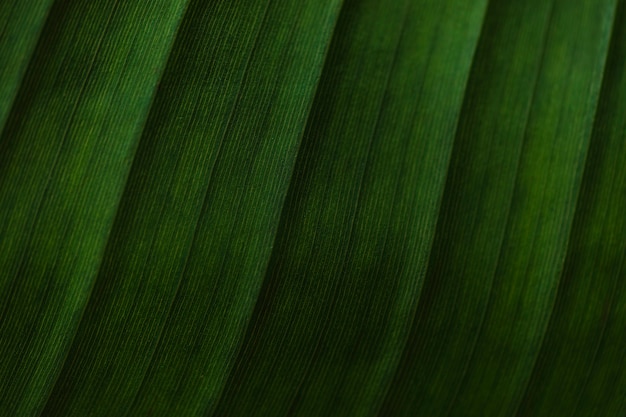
0,1,189,414
517,2,626,415
41,1,343,416
0,0,54,130
0,1,624,416
212,0,487,416
379,0,617,416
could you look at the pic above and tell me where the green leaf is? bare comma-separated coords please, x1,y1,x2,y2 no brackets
1,0,625,416
518,2,626,415
0,1,189,414
381,0,617,416
42,1,343,416
212,0,487,415
0,0,54,129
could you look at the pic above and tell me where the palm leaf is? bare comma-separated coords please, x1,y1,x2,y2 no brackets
0,0,624,416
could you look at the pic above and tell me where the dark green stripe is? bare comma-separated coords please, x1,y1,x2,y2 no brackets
0,1,190,415
518,1,626,415
212,0,487,415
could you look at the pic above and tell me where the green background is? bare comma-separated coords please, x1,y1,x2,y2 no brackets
1,0,625,415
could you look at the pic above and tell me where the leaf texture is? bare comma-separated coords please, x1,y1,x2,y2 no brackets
0,1,189,414
42,1,343,416
212,0,487,415
0,0,54,130
380,0,617,415
517,2,626,415
0,0,625,416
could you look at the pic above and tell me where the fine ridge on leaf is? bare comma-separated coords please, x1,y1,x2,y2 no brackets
0,0,54,132
446,0,616,415
517,1,626,414
212,0,487,415
0,1,625,416
379,0,558,415
0,1,190,415
42,1,344,416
